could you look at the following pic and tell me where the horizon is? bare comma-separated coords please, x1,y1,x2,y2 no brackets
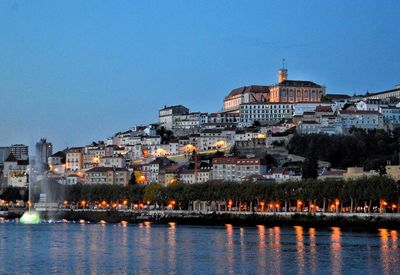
1,1,399,150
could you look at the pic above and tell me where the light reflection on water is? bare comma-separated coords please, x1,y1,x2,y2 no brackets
0,223,399,274
330,227,342,275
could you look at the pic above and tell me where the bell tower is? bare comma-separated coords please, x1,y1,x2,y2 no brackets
278,58,288,83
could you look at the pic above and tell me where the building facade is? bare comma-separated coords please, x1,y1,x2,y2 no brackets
85,167,130,185
159,105,189,130
212,157,267,182
239,102,294,127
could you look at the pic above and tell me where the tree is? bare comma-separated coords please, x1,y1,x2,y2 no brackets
128,172,136,185
143,183,163,204
302,157,318,179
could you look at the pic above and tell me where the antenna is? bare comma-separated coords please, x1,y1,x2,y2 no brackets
282,58,286,69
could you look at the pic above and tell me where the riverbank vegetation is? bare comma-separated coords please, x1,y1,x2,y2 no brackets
1,176,399,214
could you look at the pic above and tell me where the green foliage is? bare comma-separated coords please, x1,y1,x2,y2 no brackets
7,176,399,212
128,172,136,185
302,157,318,179
157,126,175,144
0,187,24,201
288,129,400,170
143,183,163,204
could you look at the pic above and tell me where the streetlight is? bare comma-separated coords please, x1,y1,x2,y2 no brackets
297,200,302,212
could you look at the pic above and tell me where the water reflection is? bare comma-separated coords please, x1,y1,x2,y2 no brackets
309,228,317,274
330,227,342,275
257,225,266,274
225,224,234,274
294,226,305,275
168,222,177,273
2,223,400,274
379,229,399,275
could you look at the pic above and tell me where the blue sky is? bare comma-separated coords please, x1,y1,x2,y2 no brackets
0,1,399,150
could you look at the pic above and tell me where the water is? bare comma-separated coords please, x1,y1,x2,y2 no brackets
0,222,399,274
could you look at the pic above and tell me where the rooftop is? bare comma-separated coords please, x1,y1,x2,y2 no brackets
276,80,322,88
225,85,270,99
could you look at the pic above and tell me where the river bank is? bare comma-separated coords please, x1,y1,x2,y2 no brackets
4,209,400,230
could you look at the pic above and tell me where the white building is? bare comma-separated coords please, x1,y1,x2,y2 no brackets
65,147,83,172
180,168,211,184
173,112,201,129
159,105,189,130
239,103,294,127
379,106,400,126
293,102,335,116
339,110,384,131
100,155,125,168
3,154,29,187
212,157,267,182
265,167,302,183
356,99,382,111
199,129,228,151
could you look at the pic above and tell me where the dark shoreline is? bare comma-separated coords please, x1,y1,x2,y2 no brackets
6,210,397,231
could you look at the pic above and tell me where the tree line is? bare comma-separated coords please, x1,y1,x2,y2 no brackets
1,176,399,213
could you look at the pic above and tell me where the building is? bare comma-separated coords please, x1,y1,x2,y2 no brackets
239,102,294,127
35,138,53,165
223,85,269,113
339,110,384,131
142,157,175,184
265,167,301,183
199,129,228,151
173,112,202,130
356,99,383,111
0,147,10,168
386,165,400,181
159,105,189,130
180,168,211,184
212,157,267,182
100,155,125,168
343,167,377,180
48,151,66,174
364,85,400,100
293,102,335,116
85,167,130,185
269,68,326,103
379,106,400,126
10,144,28,160
3,154,29,187
65,147,83,172
318,169,345,181
83,142,106,169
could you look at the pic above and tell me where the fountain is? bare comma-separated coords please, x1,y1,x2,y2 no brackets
20,148,43,224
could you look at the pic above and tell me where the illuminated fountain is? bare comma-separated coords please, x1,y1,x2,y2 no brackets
20,150,43,224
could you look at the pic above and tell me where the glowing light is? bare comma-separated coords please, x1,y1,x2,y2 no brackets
20,211,41,224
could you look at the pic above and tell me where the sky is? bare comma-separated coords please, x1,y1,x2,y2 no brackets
0,0,399,150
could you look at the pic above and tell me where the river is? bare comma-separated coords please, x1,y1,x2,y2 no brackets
0,221,399,274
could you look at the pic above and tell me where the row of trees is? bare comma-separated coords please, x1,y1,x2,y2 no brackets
2,176,398,213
